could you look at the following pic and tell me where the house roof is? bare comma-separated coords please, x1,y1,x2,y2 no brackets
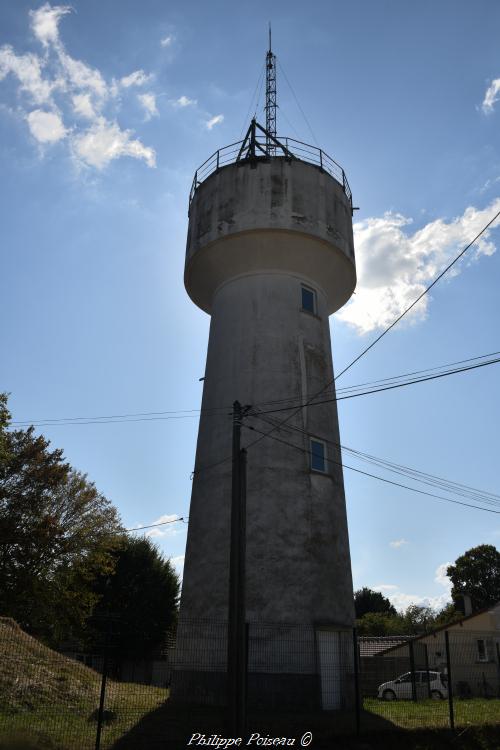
358,636,411,657
376,601,500,656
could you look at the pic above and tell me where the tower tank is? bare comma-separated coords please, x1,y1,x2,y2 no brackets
174,118,357,710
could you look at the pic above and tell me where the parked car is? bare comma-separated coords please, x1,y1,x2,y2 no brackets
377,670,448,700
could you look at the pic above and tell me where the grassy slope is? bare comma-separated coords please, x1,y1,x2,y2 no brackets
0,618,166,749
0,619,499,749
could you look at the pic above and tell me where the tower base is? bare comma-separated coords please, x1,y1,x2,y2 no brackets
170,620,355,711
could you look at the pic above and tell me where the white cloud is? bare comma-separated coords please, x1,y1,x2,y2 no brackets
171,95,196,108
72,93,95,119
30,3,71,48
72,117,156,169
435,562,452,590
0,5,160,173
120,69,151,89
171,554,185,575
374,573,452,613
389,538,408,549
482,78,500,114
138,92,158,120
206,113,224,130
0,46,57,105
27,108,66,143
57,49,107,99
338,200,500,334
160,35,174,48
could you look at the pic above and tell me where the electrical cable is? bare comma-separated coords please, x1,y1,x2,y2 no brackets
242,423,500,515
247,356,500,416
242,207,500,450
0,516,189,546
124,516,188,533
11,350,499,428
248,411,500,508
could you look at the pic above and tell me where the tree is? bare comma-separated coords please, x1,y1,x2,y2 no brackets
356,611,404,636
400,604,436,635
0,394,123,641
354,587,396,618
88,536,180,659
433,603,463,628
447,544,500,612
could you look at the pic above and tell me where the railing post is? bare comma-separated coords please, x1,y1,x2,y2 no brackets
216,151,220,170
445,631,455,733
319,149,323,170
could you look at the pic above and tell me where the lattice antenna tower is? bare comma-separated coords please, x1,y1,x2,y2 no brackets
265,24,277,154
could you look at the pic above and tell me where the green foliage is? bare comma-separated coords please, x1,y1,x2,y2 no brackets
0,393,123,642
356,611,404,636
356,602,463,636
399,604,436,635
447,544,500,612
88,535,180,658
354,587,396,618
432,602,463,628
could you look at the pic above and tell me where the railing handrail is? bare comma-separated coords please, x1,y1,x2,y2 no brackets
189,134,352,210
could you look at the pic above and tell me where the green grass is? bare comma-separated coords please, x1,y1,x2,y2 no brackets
0,618,168,749
364,696,500,729
0,684,168,750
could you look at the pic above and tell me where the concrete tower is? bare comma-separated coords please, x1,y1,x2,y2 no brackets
174,45,356,710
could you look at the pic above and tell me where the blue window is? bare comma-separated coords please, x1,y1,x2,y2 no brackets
301,285,316,314
310,439,327,473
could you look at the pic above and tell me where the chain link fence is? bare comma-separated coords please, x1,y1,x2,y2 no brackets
1,617,499,749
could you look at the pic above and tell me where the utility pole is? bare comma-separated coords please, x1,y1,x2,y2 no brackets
227,401,247,734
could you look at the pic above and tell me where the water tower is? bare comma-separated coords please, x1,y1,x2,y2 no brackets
174,37,356,711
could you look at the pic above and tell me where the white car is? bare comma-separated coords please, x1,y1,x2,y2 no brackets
377,670,448,701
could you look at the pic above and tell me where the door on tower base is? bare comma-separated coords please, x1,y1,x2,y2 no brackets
316,628,354,710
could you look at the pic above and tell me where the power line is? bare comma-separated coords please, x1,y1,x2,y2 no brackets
124,516,188,533
248,355,500,416
242,423,500,515
243,207,500,450
248,412,500,509
0,516,189,546
335,208,500,383
11,350,499,428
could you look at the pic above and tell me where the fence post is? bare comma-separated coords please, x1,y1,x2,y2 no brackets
95,648,109,750
444,630,455,733
352,628,361,736
424,644,432,699
409,639,417,702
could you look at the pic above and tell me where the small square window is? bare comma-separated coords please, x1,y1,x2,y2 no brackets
301,285,316,314
310,438,327,473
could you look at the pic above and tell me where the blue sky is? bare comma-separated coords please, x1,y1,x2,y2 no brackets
1,0,500,612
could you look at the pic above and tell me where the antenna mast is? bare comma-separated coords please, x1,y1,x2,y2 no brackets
265,24,277,154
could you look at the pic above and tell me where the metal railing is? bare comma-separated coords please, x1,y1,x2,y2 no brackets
189,132,353,209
